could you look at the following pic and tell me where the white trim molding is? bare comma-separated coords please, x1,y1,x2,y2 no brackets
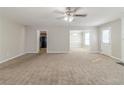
47,51,69,53
99,52,124,63
0,53,25,64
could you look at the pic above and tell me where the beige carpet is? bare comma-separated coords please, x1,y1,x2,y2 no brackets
0,50,124,85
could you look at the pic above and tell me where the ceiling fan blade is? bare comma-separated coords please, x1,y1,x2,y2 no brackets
74,14,87,17
73,7,81,12
54,10,65,14
66,7,71,11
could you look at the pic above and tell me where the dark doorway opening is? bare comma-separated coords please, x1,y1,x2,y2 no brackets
40,36,47,48
40,31,47,53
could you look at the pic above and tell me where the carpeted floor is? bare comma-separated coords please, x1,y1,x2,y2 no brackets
0,49,124,85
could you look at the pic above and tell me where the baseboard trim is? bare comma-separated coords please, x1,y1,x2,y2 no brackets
47,51,69,53
24,50,39,54
0,53,25,64
89,51,100,53
99,52,124,63
25,52,39,54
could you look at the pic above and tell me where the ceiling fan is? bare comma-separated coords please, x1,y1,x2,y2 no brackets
55,7,87,22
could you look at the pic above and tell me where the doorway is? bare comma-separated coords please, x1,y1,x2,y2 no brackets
39,31,47,53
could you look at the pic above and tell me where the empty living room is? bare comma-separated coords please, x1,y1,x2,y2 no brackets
1,1,124,89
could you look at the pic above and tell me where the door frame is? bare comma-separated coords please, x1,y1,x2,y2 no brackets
37,30,48,53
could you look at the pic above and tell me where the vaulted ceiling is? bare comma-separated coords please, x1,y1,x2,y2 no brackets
0,7,124,27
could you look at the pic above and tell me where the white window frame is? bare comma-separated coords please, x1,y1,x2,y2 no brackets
102,29,111,44
84,32,90,46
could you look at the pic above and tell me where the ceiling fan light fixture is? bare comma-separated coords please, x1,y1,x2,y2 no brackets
69,16,74,22
64,15,73,22
64,16,68,21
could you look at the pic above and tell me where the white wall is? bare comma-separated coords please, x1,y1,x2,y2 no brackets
25,27,39,53
90,30,98,52
47,26,69,53
25,25,70,53
121,17,124,61
98,19,122,59
0,16,26,63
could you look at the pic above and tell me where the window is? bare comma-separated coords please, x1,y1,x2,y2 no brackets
102,30,110,44
85,32,90,46
70,31,82,48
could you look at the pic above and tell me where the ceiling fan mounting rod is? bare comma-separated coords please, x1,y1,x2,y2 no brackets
65,11,73,16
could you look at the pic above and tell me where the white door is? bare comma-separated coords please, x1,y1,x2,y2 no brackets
101,29,111,56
